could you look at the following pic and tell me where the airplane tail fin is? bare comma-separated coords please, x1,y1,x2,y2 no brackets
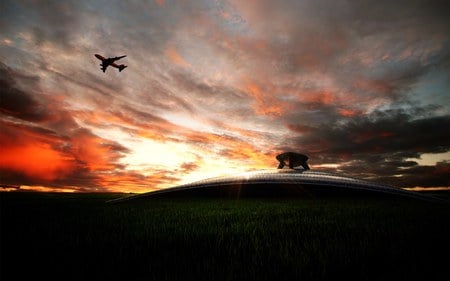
118,65,127,72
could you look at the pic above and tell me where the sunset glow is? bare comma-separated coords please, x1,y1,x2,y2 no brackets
1,0,449,192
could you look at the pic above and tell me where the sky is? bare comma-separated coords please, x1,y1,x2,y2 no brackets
0,0,449,192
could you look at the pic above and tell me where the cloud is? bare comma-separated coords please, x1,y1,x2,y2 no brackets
0,64,134,191
154,0,165,7
0,118,133,190
70,128,129,171
1,0,449,191
0,0,82,49
290,108,449,157
0,120,76,182
284,107,450,187
0,63,48,121
165,46,190,67
179,162,200,173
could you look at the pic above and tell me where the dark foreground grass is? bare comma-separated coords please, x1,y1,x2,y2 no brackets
1,192,449,281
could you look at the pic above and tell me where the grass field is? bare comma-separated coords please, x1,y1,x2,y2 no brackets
1,192,449,280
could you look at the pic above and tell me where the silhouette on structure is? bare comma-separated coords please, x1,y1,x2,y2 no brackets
107,153,444,203
108,169,443,203
94,54,127,72
276,152,310,170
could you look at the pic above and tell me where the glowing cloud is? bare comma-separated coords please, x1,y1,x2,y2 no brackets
165,46,190,67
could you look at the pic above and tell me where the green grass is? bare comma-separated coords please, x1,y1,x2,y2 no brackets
1,192,449,280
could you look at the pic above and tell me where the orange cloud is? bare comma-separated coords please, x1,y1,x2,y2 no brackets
0,121,76,181
187,131,274,168
244,79,287,116
165,46,190,67
96,169,181,193
154,0,165,7
0,143,75,181
19,185,76,193
338,108,361,117
298,90,337,105
0,119,130,190
71,130,126,172
74,109,183,143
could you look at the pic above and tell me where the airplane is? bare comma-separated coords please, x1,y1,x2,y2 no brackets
94,54,127,73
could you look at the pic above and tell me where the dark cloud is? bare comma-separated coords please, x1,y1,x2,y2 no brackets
0,0,81,48
0,1,24,35
348,0,450,35
0,63,47,121
0,62,79,130
284,107,450,187
341,110,447,155
350,161,450,188
44,66,115,98
290,108,449,158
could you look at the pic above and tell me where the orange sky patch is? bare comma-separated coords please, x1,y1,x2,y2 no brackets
338,108,360,117
97,170,180,193
299,90,337,105
70,130,125,172
0,142,75,181
165,46,190,67
19,185,77,192
0,121,76,181
244,80,286,116
154,0,165,7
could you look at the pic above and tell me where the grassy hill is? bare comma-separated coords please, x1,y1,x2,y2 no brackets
1,192,449,280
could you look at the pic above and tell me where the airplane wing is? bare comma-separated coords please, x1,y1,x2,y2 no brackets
101,64,108,72
112,55,126,61
95,54,105,60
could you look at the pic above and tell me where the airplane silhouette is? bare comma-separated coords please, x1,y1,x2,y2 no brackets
95,54,127,73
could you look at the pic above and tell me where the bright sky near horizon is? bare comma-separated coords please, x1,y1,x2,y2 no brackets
1,0,449,192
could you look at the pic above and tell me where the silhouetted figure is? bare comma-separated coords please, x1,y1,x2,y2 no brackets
276,152,310,170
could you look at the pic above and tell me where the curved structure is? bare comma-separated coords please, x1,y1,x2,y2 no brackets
109,169,442,203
